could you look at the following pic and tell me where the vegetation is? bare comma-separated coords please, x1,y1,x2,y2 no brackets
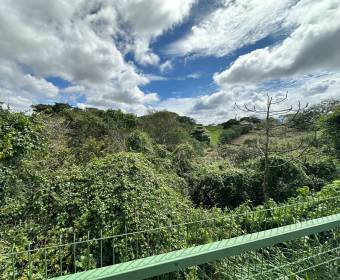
319,104,340,157
236,93,310,201
205,125,224,146
0,99,339,279
191,124,210,144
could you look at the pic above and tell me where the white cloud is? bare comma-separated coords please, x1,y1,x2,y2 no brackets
2,0,339,122
160,60,173,73
0,61,59,110
114,0,197,65
167,0,296,57
61,85,86,94
156,73,340,124
143,74,168,81
162,0,340,124
186,72,201,79
214,0,340,85
0,0,195,112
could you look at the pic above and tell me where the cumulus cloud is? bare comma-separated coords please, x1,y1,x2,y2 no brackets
167,0,296,57
158,73,340,124
0,0,194,111
114,0,197,65
214,0,340,85
160,60,173,74
0,61,59,110
2,0,339,122
162,0,340,124
61,85,86,94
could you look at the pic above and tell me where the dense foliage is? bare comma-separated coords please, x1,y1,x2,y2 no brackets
319,104,340,157
0,100,339,279
0,110,44,163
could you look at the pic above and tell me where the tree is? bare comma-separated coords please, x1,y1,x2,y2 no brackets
240,116,261,124
32,103,72,114
236,93,309,201
221,119,240,129
191,125,210,144
138,111,194,150
126,130,153,153
319,104,340,157
286,99,339,130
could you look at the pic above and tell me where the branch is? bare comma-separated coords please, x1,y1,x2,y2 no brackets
268,143,311,168
235,103,267,113
256,137,265,157
268,138,305,154
271,91,288,104
268,106,294,114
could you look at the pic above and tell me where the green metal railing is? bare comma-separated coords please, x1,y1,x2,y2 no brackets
1,192,339,279
49,213,340,280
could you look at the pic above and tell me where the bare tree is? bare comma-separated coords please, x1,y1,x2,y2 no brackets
235,92,309,201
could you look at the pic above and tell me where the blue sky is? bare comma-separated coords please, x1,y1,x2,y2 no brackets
141,33,287,100
0,0,339,123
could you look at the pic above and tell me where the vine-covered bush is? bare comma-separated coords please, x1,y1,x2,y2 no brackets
0,101,339,279
302,155,337,190
188,161,261,208
319,105,340,157
126,130,153,153
0,153,195,277
218,144,259,164
0,111,44,163
172,143,195,175
247,155,310,202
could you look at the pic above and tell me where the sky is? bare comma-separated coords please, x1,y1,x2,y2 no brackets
0,0,340,124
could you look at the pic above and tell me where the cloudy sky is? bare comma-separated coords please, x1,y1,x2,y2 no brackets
1,0,340,123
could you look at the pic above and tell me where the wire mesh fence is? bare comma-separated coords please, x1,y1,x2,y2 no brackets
1,192,340,279
157,229,340,280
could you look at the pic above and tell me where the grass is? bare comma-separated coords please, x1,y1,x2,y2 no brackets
206,125,224,146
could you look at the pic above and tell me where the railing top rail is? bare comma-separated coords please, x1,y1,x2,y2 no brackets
49,213,340,280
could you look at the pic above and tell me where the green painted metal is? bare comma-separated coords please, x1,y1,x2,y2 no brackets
49,213,340,280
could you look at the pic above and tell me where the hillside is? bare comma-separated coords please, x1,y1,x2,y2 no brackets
0,100,339,279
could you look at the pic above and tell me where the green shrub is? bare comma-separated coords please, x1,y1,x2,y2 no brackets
0,153,194,271
138,111,195,150
153,144,169,158
218,144,259,164
319,105,340,157
188,162,261,208
0,111,45,163
191,125,211,143
126,130,153,153
219,127,242,144
221,119,240,129
302,156,337,190
248,155,310,202
172,143,195,175
219,124,252,145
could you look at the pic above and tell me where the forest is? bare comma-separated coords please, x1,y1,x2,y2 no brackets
0,98,339,279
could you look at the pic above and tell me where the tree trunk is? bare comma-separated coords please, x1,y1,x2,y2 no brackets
262,97,272,201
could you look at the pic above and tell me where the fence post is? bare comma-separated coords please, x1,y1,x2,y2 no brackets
44,248,48,279
112,226,115,265
27,243,32,280
59,234,62,276
11,243,15,280
100,230,103,267
73,232,77,273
